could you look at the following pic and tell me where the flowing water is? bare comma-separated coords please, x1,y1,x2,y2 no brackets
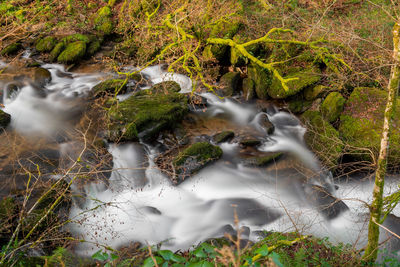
1,62,400,259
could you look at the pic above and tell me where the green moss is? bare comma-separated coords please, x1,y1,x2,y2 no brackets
92,79,127,97
339,87,400,169
150,81,181,94
240,139,261,147
107,89,188,141
254,153,282,166
304,85,327,101
302,110,343,169
0,109,11,128
49,42,65,62
0,42,22,56
94,6,113,35
35,36,57,52
213,131,234,143
219,72,240,97
87,40,101,56
320,92,345,122
269,67,321,99
62,34,90,44
288,98,312,114
173,142,223,171
242,78,255,101
57,41,86,63
247,63,271,99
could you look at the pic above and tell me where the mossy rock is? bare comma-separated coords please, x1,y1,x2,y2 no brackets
240,139,261,147
149,81,181,94
304,85,327,101
320,92,345,123
213,131,234,143
288,98,312,114
244,152,282,167
94,6,113,35
339,87,400,169
33,67,52,87
35,36,57,52
173,142,223,183
107,89,188,142
247,63,271,99
269,67,321,99
62,34,91,44
301,110,343,169
57,41,86,63
87,40,101,56
0,109,11,128
0,42,22,56
242,78,255,101
91,79,127,97
219,72,240,97
49,42,65,62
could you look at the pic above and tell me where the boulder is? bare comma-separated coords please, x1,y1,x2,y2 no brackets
33,67,52,87
320,92,345,123
213,131,234,143
173,142,223,184
219,72,240,97
247,63,270,99
242,78,255,101
49,42,65,62
0,110,11,128
304,84,327,101
107,88,188,142
35,36,57,52
301,110,343,169
94,6,113,35
339,87,400,169
0,43,22,56
149,81,181,94
244,152,282,167
91,79,127,97
57,41,86,63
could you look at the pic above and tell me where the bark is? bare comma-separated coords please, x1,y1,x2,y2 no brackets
362,22,400,263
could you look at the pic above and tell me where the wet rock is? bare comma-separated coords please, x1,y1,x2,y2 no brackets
242,78,255,101
86,40,101,56
219,72,240,97
304,184,349,220
91,79,127,97
213,131,234,143
150,81,181,94
107,89,188,142
287,98,312,114
0,110,11,129
62,33,91,44
57,41,86,64
33,67,52,87
173,142,223,184
94,6,113,35
35,36,57,52
243,152,282,167
320,92,345,122
5,82,20,98
247,63,270,99
49,42,65,62
301,110,343,169
269,67,321,99
304,84,327,101
0,42,22,56
239,139,261,147
259,113,274,134
339,87,400,170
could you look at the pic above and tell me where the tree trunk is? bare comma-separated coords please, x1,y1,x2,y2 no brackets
362,22,400,263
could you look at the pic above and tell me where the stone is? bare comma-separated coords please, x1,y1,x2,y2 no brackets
35,36,57,52
247,63,271,99
242,78,255,101
149,81,181,94
219,72,240,97
57,41,86,64
304,84,327,101
0,110,11,128
320,92,345,122
94,6,113,35
244,152,282,167
49,42,65,62
0,43,22,56
240,139,261,147
33,67,52,87
213,131,234,143
91,79,127,97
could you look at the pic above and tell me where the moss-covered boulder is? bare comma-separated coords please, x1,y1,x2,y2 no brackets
244,152,282,167
33,67,52,86
320,92,345,123
288,98,312,114
242,78,255,101
35,36,57,52
240,139,261,147
213,131,234,143
91,79,127,97
247,63,271,99
301,110,343,169
339,87,400,169
219,72,240,97
62,33,91,44
149,81,181,94
0,110,11,128
304,85,327,101
107,89,188,142
57,41,86,63
269,67,321,99
94,6,113,35
49,42,65,62
173,142,223,183
0,42,22,56
87,40,101,56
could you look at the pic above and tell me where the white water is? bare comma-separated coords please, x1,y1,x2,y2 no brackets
1,62,399,258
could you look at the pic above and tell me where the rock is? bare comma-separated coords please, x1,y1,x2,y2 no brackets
247,63,270,99
219,72,240,97
304,84,327,101
0,43,22,56
94,6,113,35
91,79,127,97
259,113,274,134
150,81,181,94
213,131,234,143
244,152,282,167
242,78,255,101
339,87,400,169
107,89,188,142
57,41,86,63
268,67,321,99
301,110,343,169
62,33,91,44
86,40,101,56
49,42,65,62
320,92,345,122
35,36,57,52
33,67,52,87
240,139,261,147
287,98,312,114
173,142,223,183
0,110,11,128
